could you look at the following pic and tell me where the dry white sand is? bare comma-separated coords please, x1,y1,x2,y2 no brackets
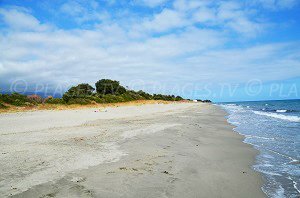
0,103,265,197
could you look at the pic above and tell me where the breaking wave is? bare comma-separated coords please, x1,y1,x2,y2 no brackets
253,111,300,122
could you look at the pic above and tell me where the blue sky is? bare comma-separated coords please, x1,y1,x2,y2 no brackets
0,0,299,102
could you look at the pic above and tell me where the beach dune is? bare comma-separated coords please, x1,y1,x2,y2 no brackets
0,103,264,197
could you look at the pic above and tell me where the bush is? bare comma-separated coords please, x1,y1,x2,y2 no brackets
153,94,165,100
175,96,183,101
76,84,95,95
63,83,95,103
153,94,183,101
62,83,108,104
95,79,126,95
45,97,65,104
0,102,7,109
121,91,145,101
137,90,153,100
27,94,43,104
88,96,105,103
120,93,135,102
67,98,92,105
0,93,32,106
101,94,125,103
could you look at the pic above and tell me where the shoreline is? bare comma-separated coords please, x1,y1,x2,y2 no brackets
216,104,266,192
0,103,265,197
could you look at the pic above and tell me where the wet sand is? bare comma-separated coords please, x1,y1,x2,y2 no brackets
0,103,265,197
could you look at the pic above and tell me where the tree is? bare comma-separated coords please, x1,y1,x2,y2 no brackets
175,96,183,101
95,79,126,95
63,83,94,102
137,90,153,99
74,83,95,95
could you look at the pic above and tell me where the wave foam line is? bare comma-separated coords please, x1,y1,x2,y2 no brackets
276,110,287,113
253,111,300,122
245,135,275,140
264,148,299,163
288,176,300,194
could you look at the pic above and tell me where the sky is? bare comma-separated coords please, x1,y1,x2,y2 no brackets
0,0,299,102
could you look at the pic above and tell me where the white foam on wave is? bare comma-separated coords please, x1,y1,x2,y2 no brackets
219,104,246,126
245,135,275,140
219,104,245,113
275,185,285,198
256,169,282,176
289,159,300,165
253,111,300,122
276,109,287,113
288,176,300,194
265,148,299,163
229,121,240,125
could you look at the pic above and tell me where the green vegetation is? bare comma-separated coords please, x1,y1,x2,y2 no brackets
95,79,126,95
153,94,183,101
44,97,65,104
0,93,33,106
62,83,95,103
0,79,189,109
61,79,184,105
0,102,7,109
196,99,212,103
136,90,152,100
27,94,43,104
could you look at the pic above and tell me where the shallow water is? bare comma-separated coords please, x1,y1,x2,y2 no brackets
218,100,300,198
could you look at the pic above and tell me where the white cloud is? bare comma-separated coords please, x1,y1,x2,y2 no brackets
192,7,216,23
216,1,264,37
0,1,299,96
226,17,263,36
1,16,298,93
185,42,300,83
141,8,188,32
135,0,264,37
0,8,50,31
59,0,107,24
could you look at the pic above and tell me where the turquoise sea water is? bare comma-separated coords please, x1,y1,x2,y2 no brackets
219,100,300,198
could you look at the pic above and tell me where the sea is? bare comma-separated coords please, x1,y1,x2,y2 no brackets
218,99,300,198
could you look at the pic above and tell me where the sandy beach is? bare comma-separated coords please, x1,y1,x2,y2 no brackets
0,103,265,198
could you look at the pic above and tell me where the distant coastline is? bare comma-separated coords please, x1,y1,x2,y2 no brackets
0,79,212,113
